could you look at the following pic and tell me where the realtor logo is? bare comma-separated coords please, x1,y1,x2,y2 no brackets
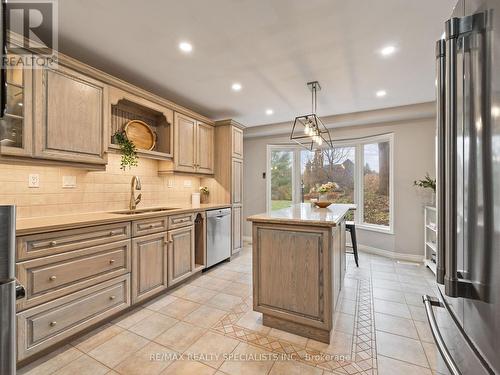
4,0,58,68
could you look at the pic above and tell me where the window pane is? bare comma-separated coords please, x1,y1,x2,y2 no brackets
363,142,390,226
301,147,356,220
270,150,293,210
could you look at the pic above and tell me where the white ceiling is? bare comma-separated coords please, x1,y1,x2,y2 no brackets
58,0,456,127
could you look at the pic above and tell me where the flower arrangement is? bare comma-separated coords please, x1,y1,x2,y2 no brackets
199,186,209,203
413,173,436,193
311,181,339,194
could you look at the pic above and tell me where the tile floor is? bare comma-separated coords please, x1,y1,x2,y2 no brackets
18,245,449,375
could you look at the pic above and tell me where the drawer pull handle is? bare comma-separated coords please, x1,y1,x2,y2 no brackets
109,230,119,236
109,295,116,300
109,259,115,264
49,321,57,327
49,241,57,247
149,224,155,229
49,275,57,281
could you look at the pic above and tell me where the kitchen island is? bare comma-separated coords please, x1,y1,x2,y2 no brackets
247,203,352,344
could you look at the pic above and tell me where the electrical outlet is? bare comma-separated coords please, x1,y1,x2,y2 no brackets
167,179,174,188
183,180,192,188
28,174,40,188
62,175,77,188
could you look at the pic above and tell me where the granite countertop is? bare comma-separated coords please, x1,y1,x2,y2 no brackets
247,203,355,227
16,203,232,235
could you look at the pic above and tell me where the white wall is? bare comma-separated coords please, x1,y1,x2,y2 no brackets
243,105,436,259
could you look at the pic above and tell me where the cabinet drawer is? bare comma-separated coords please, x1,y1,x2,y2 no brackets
132,217,168,237
168,213,195,229
16,240,131,310
17,275,130,361
17,222,131,260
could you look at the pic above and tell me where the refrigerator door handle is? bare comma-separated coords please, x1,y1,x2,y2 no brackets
422,295,461,375
444,16,460,297
444,13,486,299
436,38,446,285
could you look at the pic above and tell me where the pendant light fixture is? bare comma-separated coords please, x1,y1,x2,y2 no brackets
290,81,333,150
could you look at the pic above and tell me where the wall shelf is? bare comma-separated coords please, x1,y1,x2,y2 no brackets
109,87,173,160
424,206,437,275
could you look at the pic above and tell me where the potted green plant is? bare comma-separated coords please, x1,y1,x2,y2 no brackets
113,131,139,170
414,173,436,205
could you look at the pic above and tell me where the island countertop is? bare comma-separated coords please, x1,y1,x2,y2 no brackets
247,203,355,227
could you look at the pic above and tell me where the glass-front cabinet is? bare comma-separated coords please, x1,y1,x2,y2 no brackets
0,53,33,157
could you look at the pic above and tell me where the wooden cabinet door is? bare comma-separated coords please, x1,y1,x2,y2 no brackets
196,122,214,174
174,113,196,172
34,64,108,165
232,158,243,204
231,126,243,159
0,52,34,157
232,205,242,254
167,226,195,286
132,232,168,303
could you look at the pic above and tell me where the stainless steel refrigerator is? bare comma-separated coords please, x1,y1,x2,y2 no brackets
424,0,500,374
0,206,17,375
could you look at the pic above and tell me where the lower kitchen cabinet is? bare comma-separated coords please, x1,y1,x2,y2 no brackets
167,225,195,286
17,274,130,362
132,232,168,303
232,205,242,254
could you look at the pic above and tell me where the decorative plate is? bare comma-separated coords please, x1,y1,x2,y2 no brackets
314,201,332,208
124,120,156,151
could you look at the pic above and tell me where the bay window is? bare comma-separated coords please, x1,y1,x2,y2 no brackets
267,133,394,232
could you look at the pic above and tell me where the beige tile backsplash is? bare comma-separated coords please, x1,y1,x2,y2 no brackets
0,154,205,218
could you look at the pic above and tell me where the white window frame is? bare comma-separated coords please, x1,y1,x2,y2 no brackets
266,133,394,234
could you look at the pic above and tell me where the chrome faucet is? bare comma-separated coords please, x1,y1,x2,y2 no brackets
129,176,142,211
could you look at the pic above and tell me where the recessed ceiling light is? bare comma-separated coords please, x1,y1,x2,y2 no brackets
376,90,387,98
492,106,500,118
380,45,396,57
179,41,193,53
265,109,274,115
231,82,242,92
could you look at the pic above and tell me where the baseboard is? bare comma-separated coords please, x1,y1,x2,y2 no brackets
358,244,423,263
243,236,422,263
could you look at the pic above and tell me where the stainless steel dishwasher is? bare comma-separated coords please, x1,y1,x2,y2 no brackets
206,208,231,267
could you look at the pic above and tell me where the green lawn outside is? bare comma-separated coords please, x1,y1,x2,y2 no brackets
271,200,293,211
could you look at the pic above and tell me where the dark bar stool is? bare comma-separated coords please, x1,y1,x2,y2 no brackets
345,221,359,267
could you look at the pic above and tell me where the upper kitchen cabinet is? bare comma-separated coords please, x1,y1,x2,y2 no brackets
0,53,34,158
158,112,214,175
33,63,109,166
232,126,243,159
196,121,214,174
109,86,173,159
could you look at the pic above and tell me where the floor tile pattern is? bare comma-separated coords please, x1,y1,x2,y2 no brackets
19,244,448,375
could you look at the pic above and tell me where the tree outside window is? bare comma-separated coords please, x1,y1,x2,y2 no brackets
267,134,393,231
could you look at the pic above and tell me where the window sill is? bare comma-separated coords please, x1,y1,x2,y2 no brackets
356,223,394,235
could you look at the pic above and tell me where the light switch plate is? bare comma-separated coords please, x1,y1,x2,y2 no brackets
62,175,77,188
183,180,192,188
28,174,40,188
168,179,174,188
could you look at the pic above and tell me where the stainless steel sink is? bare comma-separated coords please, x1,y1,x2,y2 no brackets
111,207,179,215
